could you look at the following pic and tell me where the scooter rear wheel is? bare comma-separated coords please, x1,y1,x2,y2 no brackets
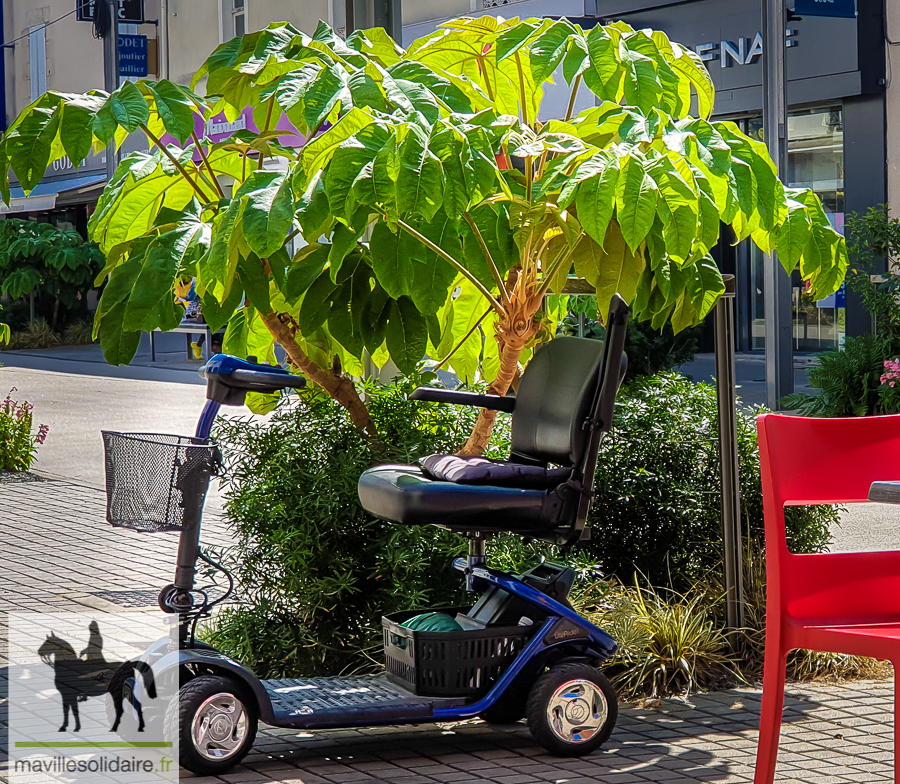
526,663,617,757
165,675,258,775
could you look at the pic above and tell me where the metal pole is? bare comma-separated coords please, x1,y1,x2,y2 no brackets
715,275,745,638
762,0,794,409
102,1,119,186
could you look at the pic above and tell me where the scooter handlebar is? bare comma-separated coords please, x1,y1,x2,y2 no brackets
228,368,307,391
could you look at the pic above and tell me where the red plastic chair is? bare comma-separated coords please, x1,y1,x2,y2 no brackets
755,413,900,784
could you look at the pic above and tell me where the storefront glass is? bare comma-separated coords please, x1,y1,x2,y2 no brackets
746,107,845,352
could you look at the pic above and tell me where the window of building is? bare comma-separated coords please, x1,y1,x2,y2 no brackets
29,25,47,102
224,0,246,40
746,107,845,353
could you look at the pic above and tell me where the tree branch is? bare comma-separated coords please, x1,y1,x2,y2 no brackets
463,212,510,306
258,96,276,171
192,131,226,198
565,73,582,122
533,240,578,303
141,124,213,203
394,217,504,312
514,52,530,129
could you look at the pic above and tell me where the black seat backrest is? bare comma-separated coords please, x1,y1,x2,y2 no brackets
510,295,630,472
515,295,629,547
509,338,606,468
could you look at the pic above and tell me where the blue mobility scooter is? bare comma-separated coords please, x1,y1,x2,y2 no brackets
101,296,630,775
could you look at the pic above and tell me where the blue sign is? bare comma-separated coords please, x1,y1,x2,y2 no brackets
118,34,148,77
793,0,856,19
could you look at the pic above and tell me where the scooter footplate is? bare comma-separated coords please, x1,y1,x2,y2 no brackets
264,675,464,729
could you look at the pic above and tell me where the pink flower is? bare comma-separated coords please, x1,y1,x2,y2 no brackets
891,382,896,388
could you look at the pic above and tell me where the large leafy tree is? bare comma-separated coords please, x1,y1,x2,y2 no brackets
0,16,846,447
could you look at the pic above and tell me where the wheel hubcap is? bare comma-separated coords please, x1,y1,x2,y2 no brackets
546,679,607,744
191,692,249,761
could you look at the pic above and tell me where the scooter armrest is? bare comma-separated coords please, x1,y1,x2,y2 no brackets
409,388,516,412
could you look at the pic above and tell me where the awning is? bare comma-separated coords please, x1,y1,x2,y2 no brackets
1,174,106,215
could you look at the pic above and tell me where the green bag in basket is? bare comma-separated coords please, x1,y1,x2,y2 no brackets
402,612,463,633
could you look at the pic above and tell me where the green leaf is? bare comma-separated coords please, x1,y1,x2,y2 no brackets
396,126,444,221
328,223,363,282
386,296,427,375
106,80,150,133
304,62,351,133
297,271,337,334
59,95,105,168
774,199,812,271
98,302,142,366
360,282,390,352
236,170,294,259
146,81,198,144
575,158,619,246
620,41,663,114
237,254,271,314
583,26,621,102
200,279,243,333
530,20,577,83
369,220,416,299
615,153,658,251
285,242,330,304
685,255,725,319
123,222,207,331
7,102,61,192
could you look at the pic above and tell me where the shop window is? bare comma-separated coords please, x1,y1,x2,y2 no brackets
746,107,845,353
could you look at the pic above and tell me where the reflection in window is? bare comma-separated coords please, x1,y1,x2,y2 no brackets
748,107,845,352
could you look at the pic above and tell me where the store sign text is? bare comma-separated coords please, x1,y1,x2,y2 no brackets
695,29,798,67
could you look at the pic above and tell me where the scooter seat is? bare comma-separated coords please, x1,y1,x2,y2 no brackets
358,464,554,533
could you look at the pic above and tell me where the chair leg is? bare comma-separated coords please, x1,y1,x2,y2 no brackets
754,646,788,784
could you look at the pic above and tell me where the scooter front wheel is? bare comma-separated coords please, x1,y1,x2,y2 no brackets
165,675,258,775
526,663,617,757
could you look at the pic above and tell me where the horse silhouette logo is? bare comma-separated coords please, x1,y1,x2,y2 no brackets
37,621,157,734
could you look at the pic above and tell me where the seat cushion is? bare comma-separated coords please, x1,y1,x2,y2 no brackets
418,454,570,491
358,465,551,532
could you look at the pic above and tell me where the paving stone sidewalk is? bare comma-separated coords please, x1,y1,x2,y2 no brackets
1,478,897,784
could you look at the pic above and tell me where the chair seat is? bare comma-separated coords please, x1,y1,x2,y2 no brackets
788,617,900,661
357,465,554,533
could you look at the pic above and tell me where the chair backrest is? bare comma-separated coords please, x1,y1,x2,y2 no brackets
510,296,629,471
509,337,605,468
757,413,900,620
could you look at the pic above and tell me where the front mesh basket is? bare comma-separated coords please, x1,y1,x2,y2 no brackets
102,431,221,532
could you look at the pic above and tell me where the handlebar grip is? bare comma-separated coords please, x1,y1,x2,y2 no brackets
230,369,307,390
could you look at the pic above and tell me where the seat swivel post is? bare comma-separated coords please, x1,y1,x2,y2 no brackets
465,536,487,592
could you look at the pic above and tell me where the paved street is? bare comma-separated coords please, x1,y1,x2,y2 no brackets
1,346,900,783
0,478,899,783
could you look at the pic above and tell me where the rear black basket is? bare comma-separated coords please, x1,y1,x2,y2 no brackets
383,607,531,698
102,431,220,533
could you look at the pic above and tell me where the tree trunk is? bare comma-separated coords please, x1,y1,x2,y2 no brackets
262,311,378,437
458,338,526,456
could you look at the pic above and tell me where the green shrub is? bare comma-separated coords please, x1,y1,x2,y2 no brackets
62,319,95,346
204,376,508,678
3,318,62,351
575,579,735,697
587,373,837,591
